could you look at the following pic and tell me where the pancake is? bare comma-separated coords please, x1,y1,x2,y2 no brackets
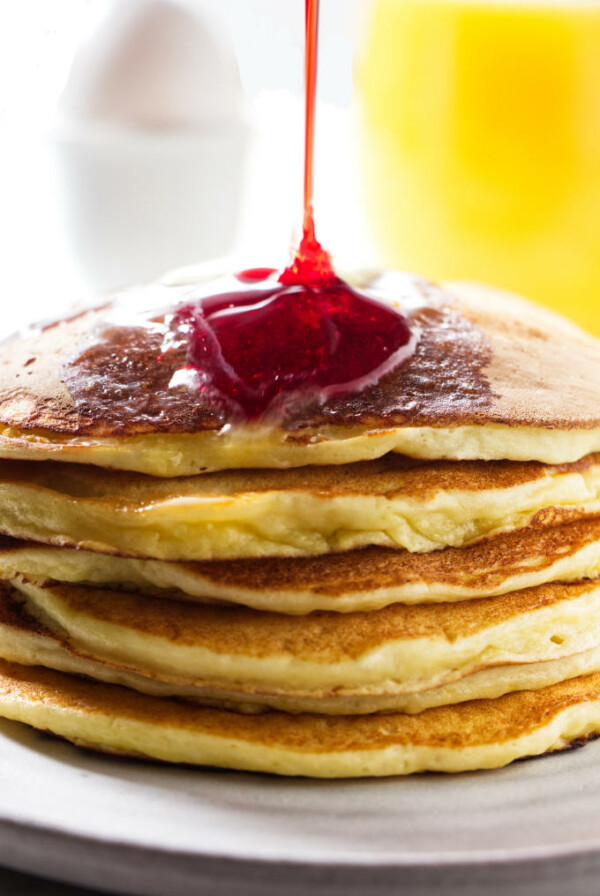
0,454,598,559
1,659,600,775
3,587,600,714
6,576,600,711
1,518,600,613
1,277,600,476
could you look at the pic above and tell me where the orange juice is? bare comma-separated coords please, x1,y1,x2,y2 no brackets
356,0,600,334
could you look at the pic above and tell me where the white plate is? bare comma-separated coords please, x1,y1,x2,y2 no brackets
1,718,600,896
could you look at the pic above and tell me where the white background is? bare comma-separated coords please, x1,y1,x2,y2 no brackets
0,0,368,333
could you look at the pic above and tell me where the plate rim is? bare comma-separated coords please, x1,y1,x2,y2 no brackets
2,806,600,870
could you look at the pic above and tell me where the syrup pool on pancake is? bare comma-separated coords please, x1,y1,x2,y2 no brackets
162,265,418,420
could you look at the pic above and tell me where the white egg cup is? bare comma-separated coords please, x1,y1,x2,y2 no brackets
52,120,250,290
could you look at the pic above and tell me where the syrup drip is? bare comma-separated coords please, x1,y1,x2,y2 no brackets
280,0,335,288
170,0,417,420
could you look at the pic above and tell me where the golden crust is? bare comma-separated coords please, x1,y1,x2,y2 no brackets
136,517,600,600
2,517,600,613
1,453,599,559
15,576,600,662
0,453,587,502
1,658,600,752
0,453,595,520
4,574,600,712
4,582,600,715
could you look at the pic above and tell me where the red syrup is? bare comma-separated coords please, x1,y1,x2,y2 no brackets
171,0,416,421
173,271,415,419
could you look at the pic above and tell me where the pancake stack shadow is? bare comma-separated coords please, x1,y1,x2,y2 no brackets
0,280,600,775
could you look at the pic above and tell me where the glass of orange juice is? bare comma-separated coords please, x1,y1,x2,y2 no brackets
356,0,600,334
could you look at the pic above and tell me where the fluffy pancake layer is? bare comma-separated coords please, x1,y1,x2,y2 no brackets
2,576,600,714
2,280,600,475
4,597,600,714
1,518,600,613
0,455,598,559
1,659,600,776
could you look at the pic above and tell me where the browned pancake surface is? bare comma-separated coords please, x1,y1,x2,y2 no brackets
1,279,599,436
1,518,600,601
0,658,598,751
149,517,600,598
15,576,600,662
0,452,594,505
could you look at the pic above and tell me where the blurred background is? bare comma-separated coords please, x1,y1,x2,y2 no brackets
0,0,599,334
0,0,364,331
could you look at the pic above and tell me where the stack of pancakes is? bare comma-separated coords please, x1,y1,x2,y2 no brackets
1,275,600,776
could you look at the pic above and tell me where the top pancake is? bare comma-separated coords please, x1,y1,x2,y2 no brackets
1,275,600,475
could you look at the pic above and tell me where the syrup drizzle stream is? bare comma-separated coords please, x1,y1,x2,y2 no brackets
281,0,334,286
160,0,417,420
303,0,318,232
